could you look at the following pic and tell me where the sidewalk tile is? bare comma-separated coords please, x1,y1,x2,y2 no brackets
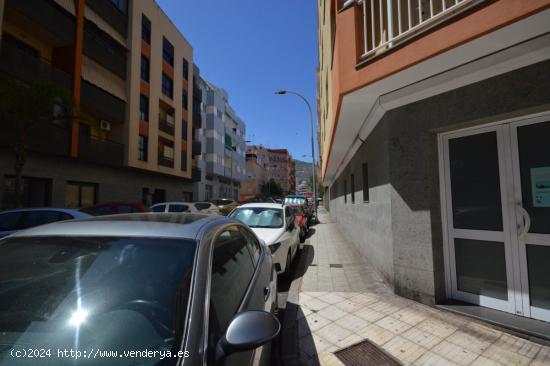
414,351,459,366
390,306,430,326
333,313,369,333
531,346,550,366
335,299,365,313
305,313,332,333
319,293,346,305
355,306,386,322
318,304,349,321
355,323,396,346
481,344,531,366
446,330,493,354
376,316,413,335
382,336,427,365
492,333,541,358
348,293,379,306
402,327,443,349
368,300,403,315
335,333,363,349
470,356,504,366
316,323,353,345
432,340,480,366
416,317,458,338
302,297,331,312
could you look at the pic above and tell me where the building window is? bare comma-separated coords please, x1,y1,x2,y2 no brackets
205,184,213,200
351,173,356,203
344,179,347,204
362,163,369,202
182,58,189,80
140,94,149,122
109,0,127,14
138,135,148,161
65,181,97,208
182,90,188,109
182,119,188,140
2,175,52,208
181,151,187,171
162,37,174,66
141,15,151,44
161,73,173,98
140,55,149,82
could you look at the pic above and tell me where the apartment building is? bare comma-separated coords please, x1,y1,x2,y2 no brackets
318,0,550,329
240,148,268,202
266,148,294,195
202,81,246,201
0,0,199,209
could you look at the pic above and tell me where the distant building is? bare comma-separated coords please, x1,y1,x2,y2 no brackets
239,148,267,201
266,148,293,195
201,80,246,201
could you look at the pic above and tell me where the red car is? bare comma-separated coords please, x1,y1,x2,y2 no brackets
80,201,149,216
288,204,309,242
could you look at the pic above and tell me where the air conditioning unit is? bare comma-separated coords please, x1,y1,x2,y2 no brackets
100,120,111,131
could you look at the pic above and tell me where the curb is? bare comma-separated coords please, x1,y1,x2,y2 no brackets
280,237,314,366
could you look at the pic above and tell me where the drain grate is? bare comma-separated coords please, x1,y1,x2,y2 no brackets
329,263,343,268
335,339,401,366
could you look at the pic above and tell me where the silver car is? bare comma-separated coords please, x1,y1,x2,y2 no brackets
0,213,279,365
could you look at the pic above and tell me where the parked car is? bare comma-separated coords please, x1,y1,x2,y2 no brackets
0,213,279,365
0,208,90,238
211,198,239,215
151,202,220,215
284,195,312,219
229,203,300,276
288,204,309,242
80,201,149,216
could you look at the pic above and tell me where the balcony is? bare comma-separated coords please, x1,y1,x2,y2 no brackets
83,19,127,79
78,137,124,167
86,0,128,37
359,0,485,61
158,156,174,168
192,140,202,156
0,43,72,90
159,119,175,135
0,122,70,157
81,80,126,125
192,111,202,128
192,167,201,182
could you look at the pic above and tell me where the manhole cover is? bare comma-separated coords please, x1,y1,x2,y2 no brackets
335,339,401,366
329,263,343,268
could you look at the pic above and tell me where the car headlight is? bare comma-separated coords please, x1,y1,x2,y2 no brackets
269,242,281,253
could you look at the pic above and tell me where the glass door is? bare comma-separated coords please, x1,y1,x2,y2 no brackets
510,118,550,322
442,126,517,313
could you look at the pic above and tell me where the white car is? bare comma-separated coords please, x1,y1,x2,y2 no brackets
228,203,300,275
150,202,220,215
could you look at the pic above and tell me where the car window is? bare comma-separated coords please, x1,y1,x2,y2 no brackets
169,204,188,212
240,227,261,266
151,204,166,212
229,207,284,228
208,226,255,363
116,204,139,214
195,202,211,210
85,205,112,216
0,236,196,360
0,212,23,231
20,211,67,229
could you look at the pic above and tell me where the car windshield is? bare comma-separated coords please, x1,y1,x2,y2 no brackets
0,236,196,365
229,207,284,228
284,197,306,205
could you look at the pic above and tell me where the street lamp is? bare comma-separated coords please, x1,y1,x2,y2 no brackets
274,90,317,220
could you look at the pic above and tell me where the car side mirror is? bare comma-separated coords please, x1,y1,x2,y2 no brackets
216,310,280,365
287,221,295,231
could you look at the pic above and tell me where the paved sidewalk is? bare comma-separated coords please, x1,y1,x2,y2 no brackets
291,208,550,366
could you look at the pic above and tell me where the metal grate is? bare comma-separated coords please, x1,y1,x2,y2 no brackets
335,339,402,366
330,264,343,268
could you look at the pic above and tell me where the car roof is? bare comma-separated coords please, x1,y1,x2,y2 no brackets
6,213,229,240
0,208,89,217
237,203,285,209
150,202,194,206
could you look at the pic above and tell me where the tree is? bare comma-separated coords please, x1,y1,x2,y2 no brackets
0,76,71,207
260,179,283,197
305,175,324,196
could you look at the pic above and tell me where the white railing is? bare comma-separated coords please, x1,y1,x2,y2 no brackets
360,0,484,60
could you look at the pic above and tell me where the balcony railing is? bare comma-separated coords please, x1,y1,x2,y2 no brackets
192,111,202,129
78,137,124,167
192,167,201,182
81,80,126,125
359,0,485,61
159,118,175,135
158,156,174,168
0,121,71,157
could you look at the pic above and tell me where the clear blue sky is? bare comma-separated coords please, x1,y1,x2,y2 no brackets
156,0,318,163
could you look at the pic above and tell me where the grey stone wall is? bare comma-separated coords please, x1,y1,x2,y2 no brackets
328,60,550,305
0,150,195,208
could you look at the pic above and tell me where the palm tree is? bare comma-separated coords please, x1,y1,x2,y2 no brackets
0,76,71,207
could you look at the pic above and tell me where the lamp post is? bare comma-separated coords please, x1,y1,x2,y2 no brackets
274,90,317,220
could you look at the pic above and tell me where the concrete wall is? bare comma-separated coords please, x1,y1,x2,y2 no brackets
0,150,194,208
328,60,550,304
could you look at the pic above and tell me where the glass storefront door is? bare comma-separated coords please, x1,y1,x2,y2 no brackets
441,114,550,321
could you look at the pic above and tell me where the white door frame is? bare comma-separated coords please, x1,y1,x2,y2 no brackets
438,110,550,319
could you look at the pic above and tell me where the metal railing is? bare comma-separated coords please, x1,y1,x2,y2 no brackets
158,118,175,135
360,0,484,60
78,137,124,167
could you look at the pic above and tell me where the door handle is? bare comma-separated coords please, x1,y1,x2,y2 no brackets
517,206,531,238
263,286,271,302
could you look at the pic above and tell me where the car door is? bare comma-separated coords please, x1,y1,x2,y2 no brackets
284,206,299,258
207,225,274,366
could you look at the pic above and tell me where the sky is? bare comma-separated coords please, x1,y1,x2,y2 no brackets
156,0,319,163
